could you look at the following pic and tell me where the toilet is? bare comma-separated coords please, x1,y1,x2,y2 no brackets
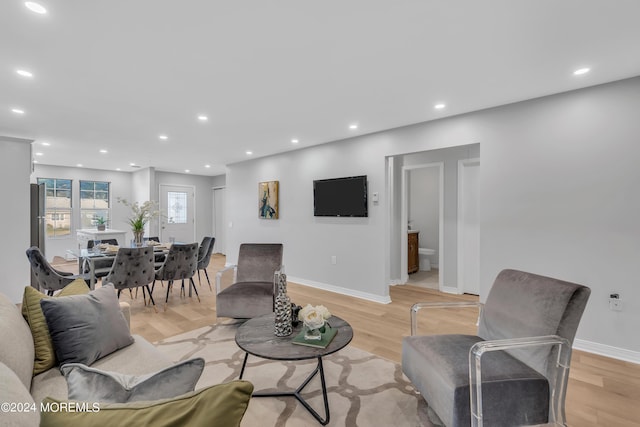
418,247,436,271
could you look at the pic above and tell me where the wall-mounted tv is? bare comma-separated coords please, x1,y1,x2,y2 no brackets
313,175,368,217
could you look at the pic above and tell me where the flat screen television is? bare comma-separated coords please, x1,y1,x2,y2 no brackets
313,175,368,217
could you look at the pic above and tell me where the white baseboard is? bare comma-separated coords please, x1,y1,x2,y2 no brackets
389,279,403,286
440,285,461,295
573,339,640,364
287,276,392,305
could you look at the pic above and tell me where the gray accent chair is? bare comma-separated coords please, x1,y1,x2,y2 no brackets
26,246,90,295
104,247,157,311
196,236,215,291
152,243,200,309
83,239,119,280
402,269,590,427
215,243,283,319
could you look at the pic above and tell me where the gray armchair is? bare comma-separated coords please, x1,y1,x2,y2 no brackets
402,269,590,427
215,243,283,319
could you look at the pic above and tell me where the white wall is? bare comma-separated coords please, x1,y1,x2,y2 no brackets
0,137,33,302
131,167,157,238
154,171,214,242
226,140,389,303
31,164,133,260
226,76,640,359
30,165,217,258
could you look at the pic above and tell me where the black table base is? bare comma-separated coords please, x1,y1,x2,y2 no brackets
239,353,330,425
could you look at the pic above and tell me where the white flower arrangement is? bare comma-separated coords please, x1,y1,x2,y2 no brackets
298,304,331,330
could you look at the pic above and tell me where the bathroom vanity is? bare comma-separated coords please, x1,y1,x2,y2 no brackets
408,230,419,274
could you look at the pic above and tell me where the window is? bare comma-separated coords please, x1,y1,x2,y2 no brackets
167,191,187,224
37,178,72,238
80,181,110,229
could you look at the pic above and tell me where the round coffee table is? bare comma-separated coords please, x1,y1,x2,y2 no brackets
235,313,353,425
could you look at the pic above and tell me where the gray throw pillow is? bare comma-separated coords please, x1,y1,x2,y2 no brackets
40,284,134,366
60,358,205,403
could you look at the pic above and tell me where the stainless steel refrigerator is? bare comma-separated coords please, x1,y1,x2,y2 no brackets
30,183,45,288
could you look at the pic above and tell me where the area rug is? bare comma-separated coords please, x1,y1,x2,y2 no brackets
155,322,442,427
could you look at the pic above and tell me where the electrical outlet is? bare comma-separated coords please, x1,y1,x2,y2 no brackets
331,255,337,265
609,293,622,312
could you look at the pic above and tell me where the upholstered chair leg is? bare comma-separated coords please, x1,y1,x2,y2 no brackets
117,289,122,299
197,270,202,287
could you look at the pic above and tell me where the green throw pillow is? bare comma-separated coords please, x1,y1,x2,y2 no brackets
40,380,254,427
21,279,89,375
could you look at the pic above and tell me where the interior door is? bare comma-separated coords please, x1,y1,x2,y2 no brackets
159,184,196,243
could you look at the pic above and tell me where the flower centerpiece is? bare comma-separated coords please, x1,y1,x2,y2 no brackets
298,304,331,340
117,198,161,246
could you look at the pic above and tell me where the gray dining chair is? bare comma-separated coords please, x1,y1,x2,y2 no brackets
103,247,157,311
402,269,591,427
152,243,199,309
26,246,90,295
215,243,283,319
83,239,119,280
196,236,215,291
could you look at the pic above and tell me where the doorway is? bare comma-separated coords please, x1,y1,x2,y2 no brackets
159,184,195,243
458,158,480,295
401,162,444,290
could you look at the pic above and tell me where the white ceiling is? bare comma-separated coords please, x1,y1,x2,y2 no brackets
2,1,640,176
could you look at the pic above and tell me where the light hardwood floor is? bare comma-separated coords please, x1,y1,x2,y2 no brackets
80,254,639,427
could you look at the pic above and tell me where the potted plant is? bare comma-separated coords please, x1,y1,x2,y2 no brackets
96,217,107,231
117,198,161,246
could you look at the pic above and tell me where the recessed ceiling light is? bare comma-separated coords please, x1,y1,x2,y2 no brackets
349,124,358,130
99,149,108,154
11,108,25,114
16,69,33,78
116,168,121,171
205,164,211,168
291,139,299,144
35,152,43,156
33,160,38,164
40,141,50,146
434,103,446,110
159,135,168,140
77,164,83,168
197,115,208,121
185,169,190,173
246,151,253,155
25,2,47,14
573,67,590,76
129,162,136,166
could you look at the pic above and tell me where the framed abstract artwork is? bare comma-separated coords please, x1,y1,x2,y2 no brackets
259,181,279,219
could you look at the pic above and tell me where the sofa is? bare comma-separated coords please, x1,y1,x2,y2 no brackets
0,285,252,426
